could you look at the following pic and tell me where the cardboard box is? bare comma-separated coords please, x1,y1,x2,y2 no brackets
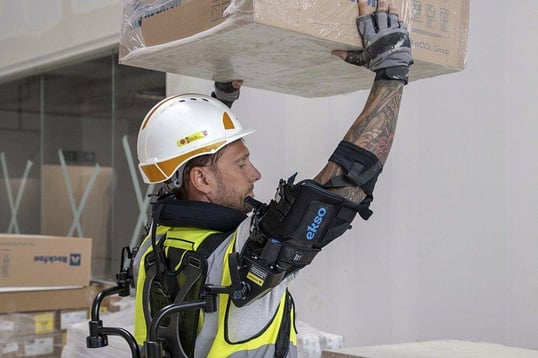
20,334,60,357
0,285,103,314
119,0,470,97
59,309,88,331
0,334,63,358
0,284,116,357
0,312,57,338
0,311,62,357
0,234,92,289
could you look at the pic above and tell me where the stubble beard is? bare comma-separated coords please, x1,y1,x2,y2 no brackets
214,175,253,214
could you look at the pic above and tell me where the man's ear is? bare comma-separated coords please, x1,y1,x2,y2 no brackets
188,166,215,194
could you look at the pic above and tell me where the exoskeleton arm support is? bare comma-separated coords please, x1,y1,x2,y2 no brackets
231,175,360,307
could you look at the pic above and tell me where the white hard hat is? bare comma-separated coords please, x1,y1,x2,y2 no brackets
137,94,254,184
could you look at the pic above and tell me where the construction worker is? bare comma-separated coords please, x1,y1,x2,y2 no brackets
132,0,412,357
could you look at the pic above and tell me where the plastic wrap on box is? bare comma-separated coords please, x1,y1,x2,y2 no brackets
296,320,344,358
0,311,58,338
61,297,136,358
121,0,253,54
0,312,62,357
119,0,469,97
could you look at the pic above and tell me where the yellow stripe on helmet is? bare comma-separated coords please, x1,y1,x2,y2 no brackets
140,140,226,183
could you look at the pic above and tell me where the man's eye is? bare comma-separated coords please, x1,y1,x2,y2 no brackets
238,157,249,169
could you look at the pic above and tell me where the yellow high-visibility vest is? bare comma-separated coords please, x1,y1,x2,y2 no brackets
133,225,297,358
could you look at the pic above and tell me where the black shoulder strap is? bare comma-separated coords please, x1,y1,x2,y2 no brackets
142,230,235,358
197,231,233,258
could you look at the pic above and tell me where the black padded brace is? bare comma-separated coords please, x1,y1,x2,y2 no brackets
324,141,383,220
232,177,359,307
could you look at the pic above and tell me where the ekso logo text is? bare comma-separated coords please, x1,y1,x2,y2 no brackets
305,207,328,241
34,254,82,266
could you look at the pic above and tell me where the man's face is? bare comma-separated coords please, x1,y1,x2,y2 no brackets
208,140,261,213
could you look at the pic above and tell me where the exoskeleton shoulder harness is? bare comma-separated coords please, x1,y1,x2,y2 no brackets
141,197,246,358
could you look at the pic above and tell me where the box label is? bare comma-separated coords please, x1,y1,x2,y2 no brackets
1,341,18,354
409,1,452,32
60,310,87,330
0,319,15,331
33,253,82,266
34,313,55,334
24,337,54,356
355,0,466,66
131,0,182,28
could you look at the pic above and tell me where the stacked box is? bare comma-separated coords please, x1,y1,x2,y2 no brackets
0,311,62,357
119,0,470,97
0,286,103,315
0,234,92,289
0,284,116,357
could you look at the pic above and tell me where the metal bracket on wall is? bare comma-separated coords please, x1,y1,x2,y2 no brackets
58,149,100,238
122,135,155,249
0,152,33,234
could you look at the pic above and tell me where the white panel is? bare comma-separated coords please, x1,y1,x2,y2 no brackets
0,0,121,81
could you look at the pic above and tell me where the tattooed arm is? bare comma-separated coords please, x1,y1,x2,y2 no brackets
313,80,403,203
312,0,410,205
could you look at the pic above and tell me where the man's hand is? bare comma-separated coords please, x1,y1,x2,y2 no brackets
212,80,243,108
333,0,413,84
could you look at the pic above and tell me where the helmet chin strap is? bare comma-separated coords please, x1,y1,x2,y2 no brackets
161,169,183,199
169,165,185,189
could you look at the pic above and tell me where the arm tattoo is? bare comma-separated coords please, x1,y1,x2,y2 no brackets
314,80,403,204
344,80,403,164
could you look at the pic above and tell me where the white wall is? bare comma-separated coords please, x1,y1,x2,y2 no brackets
167,0,538,350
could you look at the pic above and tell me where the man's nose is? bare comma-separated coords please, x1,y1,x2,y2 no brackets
249,163,261,182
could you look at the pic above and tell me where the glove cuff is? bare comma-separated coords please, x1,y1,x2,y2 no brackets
374,66,409,85
212,82,240,108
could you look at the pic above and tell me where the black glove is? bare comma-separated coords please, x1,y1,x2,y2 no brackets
211,81,241,108
345,10,413,84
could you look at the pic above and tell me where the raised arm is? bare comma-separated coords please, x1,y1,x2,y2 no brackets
314,0,412,218
226,0,413,307
314,80,403,202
